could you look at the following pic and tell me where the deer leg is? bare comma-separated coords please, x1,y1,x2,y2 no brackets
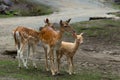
17,50,21,68
24,44,30,67
19,42,28,69
56,50,59,73
17,44,21,68
43,46,49,71
31,44,37,69
56,50,62,74
49,47,56,75
69,57,74,75
67,56,71,75
15,38,22,68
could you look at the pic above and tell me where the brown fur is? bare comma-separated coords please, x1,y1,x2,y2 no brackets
13,26,39,46
13,18,75,75
39,18,76,75
13,26,41,69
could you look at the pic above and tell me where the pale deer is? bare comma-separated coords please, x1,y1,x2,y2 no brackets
56,33,83,75
12,18,53,69
39,18,76,75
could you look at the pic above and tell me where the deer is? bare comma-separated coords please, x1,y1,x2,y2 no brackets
56,33,83,75
12,18,54,69
13,18,75,75
39,18,76,75
13,26,39,69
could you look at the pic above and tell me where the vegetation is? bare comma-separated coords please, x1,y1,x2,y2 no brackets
72,19,120,45
14,0,54,16
0,19,120,80
0,0,54,17
0,59,119,80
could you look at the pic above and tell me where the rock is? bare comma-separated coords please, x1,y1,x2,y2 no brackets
0,3,10,14
82,46,97,52
2,0,13,6
103,50,120,55
89,17,112,20
114,0,120,4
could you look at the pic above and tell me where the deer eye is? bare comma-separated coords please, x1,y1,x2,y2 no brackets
64,26,67,27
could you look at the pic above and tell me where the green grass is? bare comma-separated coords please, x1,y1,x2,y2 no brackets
109,2,120,17
0,0,54,18
0,59,119,80
112,2,120,9
72,19,120,45
109,1,120,17
18,2,53,16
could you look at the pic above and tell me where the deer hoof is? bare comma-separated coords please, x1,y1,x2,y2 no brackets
17,66,21,69
46,68,49,71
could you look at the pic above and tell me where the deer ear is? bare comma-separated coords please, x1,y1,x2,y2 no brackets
60,20,63,26
80,33,83,36
72,33,77,38
44,18,49,24
39,27,43,31
66,18,71,23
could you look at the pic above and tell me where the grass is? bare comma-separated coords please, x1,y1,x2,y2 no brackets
0,59,119,80
0,0,54,18
17,1,53,16
71,19,120,45
109,2,120,17
112,2,120,9
0,19,120,80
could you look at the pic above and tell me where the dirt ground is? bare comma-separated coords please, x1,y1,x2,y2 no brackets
0,0,120,78
75,38,120,76
0,30,120,77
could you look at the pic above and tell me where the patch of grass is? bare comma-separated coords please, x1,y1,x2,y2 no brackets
72,19,120,45
108,2,120,17
112,2,120,9
0,60,119,80
18,2,53,16
0,0,54,18
108,12,120,17
0,15,13,18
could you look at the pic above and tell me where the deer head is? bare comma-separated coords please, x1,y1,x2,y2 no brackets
39,18,55,31
76,33,84,44
44,18,54,28
60,18,76,35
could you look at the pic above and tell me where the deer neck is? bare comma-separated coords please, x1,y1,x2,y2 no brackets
58,27,65,40
73,39,80,53
55,27,65,48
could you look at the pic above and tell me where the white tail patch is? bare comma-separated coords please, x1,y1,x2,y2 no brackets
16,31,21,42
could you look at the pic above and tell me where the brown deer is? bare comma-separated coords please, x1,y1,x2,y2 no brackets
40,19,55,71
13,18,75,75
13,26,39,69
56,33,83,75
12,18,53,69
39,18,76,75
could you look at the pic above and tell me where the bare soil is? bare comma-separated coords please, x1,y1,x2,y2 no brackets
0,31,120,77
0,0,120,78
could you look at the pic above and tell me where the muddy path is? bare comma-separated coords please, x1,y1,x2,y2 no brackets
0,0,120,77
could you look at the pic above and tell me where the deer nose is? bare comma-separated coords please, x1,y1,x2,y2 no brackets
72,30,76,33
80,41,83,44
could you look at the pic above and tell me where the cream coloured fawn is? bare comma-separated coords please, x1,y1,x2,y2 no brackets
12,18,54,69
39,18,76,75
56,33,83,75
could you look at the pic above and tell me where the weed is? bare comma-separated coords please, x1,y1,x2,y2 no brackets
0,59,119,80
72,19,120,45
